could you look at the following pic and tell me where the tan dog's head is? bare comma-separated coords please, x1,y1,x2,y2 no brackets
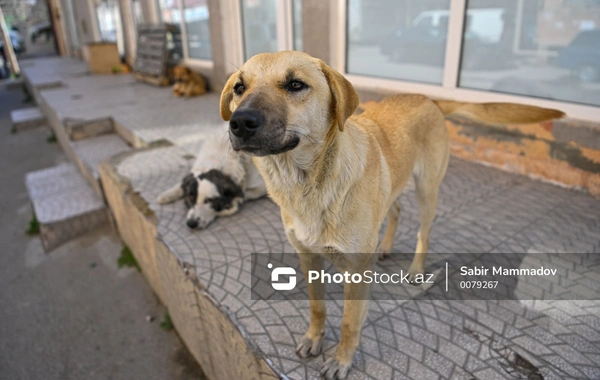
174,65,192,82
220,51,359,156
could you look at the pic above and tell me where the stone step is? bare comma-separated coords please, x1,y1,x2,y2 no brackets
10,106,47,132
66,117,114,141
71,134,132,197
25,163,108,252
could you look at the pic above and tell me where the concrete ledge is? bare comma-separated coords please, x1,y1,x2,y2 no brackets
25,163,108,251
445,115,600,198
72,134,131,197
356,92,600,199
66,117,114,140
10,106,47,132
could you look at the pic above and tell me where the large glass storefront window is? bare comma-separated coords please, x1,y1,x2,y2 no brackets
459,0,600,107
346,0,450,84
183,0,212,60
292,0,303,51
240,0,278,60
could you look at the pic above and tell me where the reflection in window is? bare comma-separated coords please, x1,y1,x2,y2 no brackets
156,0,183,60
157,0,181,24
183,0,212,60
95,0,124,55
459,0,600,107
346,0,450,84
132,0,143,25
292,0,302,51
240,0,278,60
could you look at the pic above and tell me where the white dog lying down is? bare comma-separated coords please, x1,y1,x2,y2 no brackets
157,124,267,229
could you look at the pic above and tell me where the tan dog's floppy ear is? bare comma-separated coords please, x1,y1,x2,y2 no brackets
220,73,238,121
320,61,359,131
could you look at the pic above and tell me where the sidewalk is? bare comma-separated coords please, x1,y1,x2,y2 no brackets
0,79,205,379
18,56,600,380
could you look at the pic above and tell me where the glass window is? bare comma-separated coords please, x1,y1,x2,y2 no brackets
240,0,278,60
346,0,450,85
157,0,181,24
292,0,303,51
183,0,212,60
459,0,600,107
132,0,144,25
156,0,183,60
95,0,125,55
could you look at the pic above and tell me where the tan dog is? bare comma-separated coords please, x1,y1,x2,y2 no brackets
172,65,207,97
219,51,563,379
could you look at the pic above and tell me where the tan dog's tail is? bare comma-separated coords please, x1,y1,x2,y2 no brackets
433,100,564,124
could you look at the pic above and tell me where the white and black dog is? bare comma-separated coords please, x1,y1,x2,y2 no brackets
157,124,267,229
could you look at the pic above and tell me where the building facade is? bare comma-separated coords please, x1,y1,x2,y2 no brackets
49,0,600,121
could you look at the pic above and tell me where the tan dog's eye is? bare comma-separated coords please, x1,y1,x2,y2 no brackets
234,83,245,96
286,80,307,92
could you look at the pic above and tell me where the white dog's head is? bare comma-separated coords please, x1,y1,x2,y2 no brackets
182,169,244,229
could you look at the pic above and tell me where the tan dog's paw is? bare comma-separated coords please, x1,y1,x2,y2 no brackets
296,334,323,358
320,357,351,380
407,262,425,282
376,244,391,260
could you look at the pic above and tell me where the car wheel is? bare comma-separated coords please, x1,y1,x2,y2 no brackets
577,64,600,83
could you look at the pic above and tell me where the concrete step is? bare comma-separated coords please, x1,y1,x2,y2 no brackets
71,134,131,197
25,163,109,252
10,106,47,132
66,117,114,141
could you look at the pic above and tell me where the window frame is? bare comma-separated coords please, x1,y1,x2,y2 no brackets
333,0,600,122
235,0,296,63
153,0,214,69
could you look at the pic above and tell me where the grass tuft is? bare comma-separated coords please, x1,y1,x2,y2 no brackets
117,246,141,272
25,214,40,235
160,309,174,331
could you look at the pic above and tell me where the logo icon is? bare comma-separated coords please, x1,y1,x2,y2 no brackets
268,263,297,290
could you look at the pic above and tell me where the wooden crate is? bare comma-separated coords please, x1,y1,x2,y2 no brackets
82,43,122,74
134,24,180,87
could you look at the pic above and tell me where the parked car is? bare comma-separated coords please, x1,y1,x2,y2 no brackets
556,29,600,83
0,29,25,54
380,8,505,68
30,22,53,43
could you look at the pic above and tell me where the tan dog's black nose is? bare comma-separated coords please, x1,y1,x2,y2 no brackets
229,110,264,139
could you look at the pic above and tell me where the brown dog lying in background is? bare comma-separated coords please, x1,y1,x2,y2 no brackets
220,51,564,379
172,65,207,97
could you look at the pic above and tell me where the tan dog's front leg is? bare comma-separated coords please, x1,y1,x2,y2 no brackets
376,199,401,259
296,251,326,358
321,282,371,380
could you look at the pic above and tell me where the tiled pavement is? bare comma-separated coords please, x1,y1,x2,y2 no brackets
118,144,600,380
22,57,600,379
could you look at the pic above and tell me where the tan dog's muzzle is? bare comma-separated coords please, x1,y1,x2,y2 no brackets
228,101,299,156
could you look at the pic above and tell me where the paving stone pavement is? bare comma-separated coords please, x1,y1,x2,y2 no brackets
21,57,600,379
117,143,600,380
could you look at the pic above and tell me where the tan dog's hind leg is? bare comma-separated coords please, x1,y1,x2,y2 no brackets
376,199,401,259
408,129,450,277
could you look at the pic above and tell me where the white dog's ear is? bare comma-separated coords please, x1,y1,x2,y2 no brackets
319,61,359,132
220,73,238,121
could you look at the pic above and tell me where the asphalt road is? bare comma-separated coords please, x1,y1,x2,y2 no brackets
0,81,206,379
